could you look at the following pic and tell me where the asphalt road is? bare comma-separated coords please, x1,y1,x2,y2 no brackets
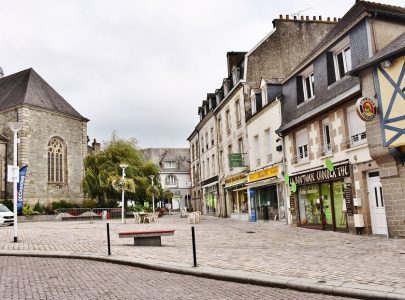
0,256,356,300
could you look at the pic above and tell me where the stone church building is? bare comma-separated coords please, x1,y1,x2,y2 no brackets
0,68,88,206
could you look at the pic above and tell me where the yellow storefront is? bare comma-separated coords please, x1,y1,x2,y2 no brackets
224,173,248,220
247,165,284,221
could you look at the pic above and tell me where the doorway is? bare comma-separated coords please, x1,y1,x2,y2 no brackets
368,173,388,235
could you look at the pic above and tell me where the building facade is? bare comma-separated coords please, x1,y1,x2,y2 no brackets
0,68,88,206
277,1,405,235
141,148,191,210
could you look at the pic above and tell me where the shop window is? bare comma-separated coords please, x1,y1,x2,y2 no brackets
347,105,367,147
296,129,308,162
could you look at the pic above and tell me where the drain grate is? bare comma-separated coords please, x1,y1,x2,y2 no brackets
245,231,256,234
317,280,326,284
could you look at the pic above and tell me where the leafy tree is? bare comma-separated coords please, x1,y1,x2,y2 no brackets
82,131,160,208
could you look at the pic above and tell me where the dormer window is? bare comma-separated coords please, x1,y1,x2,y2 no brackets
164,161,177,169
303,73,315,101
327,37,352,85
223,78,232,96
251,97,257,114
232,68,240,85
335,46,352,80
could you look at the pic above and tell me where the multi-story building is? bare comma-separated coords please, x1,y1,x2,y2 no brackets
187,130,202,212
141,148,191,210
245,16,337,222
348,32,405,237
276,1,405,235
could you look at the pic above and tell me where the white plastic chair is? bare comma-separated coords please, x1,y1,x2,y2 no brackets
188,212,196,224
133,212,141,223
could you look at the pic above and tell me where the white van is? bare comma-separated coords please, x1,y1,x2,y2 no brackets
0,204,14,226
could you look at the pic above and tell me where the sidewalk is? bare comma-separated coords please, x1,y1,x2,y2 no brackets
1,215,404,299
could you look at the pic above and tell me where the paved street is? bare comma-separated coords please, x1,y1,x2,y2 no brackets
0,215,405,298
0,256,354,300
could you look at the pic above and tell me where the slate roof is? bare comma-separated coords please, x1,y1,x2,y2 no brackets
284,1,405,82
0,68,88,121
348,32,405,75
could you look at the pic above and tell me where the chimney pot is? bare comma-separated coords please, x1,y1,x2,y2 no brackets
279,14,282,19
301,16,304,20
286,15,289,20
313,16,316,20
333,17,337,22
306,16,309,20
327,17,330,21
294,16,297,20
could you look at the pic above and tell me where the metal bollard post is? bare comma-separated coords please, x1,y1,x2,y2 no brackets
191,226,197,267
107,223,111,256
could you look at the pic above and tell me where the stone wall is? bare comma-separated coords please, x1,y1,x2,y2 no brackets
1,106,87,206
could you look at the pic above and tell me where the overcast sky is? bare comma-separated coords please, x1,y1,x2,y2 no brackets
1,0,403,148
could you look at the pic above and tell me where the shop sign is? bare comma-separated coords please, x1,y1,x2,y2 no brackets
344,183,354,216
225,173,246,187
248,165,279,182
289,193,296,215
229,153,244,168
290,163,350,185
356,97,377,121
249,189,256,222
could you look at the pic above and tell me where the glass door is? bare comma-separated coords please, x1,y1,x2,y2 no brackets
298,184,321,227
320,183,333,230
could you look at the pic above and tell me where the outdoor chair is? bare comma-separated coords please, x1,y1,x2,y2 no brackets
133,212,141,223
144,213,154,223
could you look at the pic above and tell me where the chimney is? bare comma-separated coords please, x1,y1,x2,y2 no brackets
92,139,101,154
306,16,309,21
313,16,316,20
279,14,282,19
286,15,289,20
327,17,330,21
293,16,297,20
333,17,337,22
301,16,304,20
319,16,322,20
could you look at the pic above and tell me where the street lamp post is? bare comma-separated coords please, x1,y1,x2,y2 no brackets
119,163,128,224
7,122,23,243
149,175,155,213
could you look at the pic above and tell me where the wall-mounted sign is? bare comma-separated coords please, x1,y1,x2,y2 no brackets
290,163,350,185
289,193,296,215
248,165,279,182
344,183,354,216
228,153,244,168
356,97,377,121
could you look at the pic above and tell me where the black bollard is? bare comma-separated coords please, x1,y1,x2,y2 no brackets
107,223,111,256
191,226,197,267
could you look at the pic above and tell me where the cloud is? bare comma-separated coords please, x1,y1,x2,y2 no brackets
1,0,404,148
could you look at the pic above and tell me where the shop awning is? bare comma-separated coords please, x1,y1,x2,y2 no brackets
202,181,218,189
246,177,281,188
224,178,247,189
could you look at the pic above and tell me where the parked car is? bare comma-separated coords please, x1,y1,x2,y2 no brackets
0,204,14,226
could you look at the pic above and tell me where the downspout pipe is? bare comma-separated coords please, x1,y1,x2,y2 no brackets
277,131,289,225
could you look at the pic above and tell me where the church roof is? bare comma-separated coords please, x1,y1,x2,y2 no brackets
0,68,88,121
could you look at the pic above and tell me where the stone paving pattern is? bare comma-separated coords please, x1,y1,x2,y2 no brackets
1,215,405,296
0,256,354,299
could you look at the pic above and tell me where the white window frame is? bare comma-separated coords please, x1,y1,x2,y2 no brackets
261,87,268,106
251,97,257,114
165,174,177,186
164,161,177,169
332,38,352,80
264,128,272,162
254,135,260,166
235,100,241,127
225,110,231,133
303,73,315,101
347,105,367,147
217,117,222,141
296,129,309,162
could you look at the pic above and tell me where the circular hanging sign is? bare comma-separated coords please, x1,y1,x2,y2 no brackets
356,97,377,121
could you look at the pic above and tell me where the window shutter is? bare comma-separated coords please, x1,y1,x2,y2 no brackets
296,76,304,105
326,52,336,85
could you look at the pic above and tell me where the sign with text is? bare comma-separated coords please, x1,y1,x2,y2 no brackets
248,165,279,182
289,193,296,215
344,183,354,216
290,163,350,185
228,153,244,168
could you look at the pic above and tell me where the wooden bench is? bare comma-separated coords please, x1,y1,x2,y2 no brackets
118,229,175,246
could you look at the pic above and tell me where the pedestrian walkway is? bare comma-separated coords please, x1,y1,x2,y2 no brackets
1,215,404,299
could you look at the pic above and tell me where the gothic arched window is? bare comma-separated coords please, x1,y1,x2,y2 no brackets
48,137,66,183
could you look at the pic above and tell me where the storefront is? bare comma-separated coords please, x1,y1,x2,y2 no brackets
247,165,282,222
290,162,352,231
201,176,219,216
224,173,248,220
